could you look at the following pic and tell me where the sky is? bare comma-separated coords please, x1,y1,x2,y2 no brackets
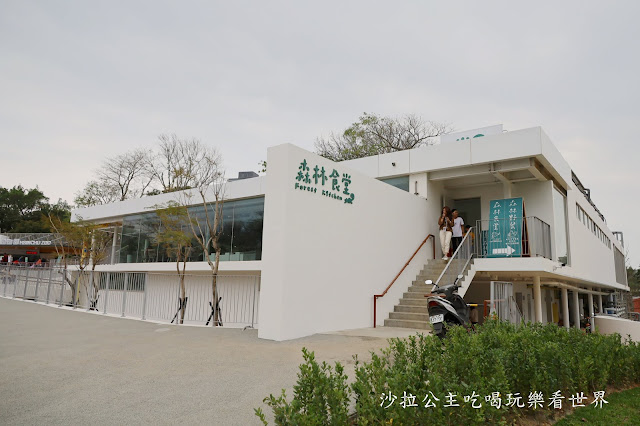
1,1,639,267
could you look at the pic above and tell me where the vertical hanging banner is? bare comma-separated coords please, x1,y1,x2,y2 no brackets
488,197,524,257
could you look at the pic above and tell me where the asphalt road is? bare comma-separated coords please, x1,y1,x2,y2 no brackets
0,297,410,425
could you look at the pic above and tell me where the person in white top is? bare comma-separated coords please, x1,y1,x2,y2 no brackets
450,209,465,254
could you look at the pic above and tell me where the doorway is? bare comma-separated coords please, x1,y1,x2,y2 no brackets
452,198,481,232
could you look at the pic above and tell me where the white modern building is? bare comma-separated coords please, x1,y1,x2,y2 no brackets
71,125,630,341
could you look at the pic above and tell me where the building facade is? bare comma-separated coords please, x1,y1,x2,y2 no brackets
72,125,630,340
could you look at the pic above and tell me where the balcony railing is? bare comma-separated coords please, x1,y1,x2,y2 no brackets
474,216,552,260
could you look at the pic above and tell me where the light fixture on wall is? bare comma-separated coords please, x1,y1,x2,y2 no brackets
391,162,396,166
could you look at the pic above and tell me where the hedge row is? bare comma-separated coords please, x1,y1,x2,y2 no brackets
256,319,640,425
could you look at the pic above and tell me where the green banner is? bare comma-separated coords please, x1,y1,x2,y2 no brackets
488,197,523,258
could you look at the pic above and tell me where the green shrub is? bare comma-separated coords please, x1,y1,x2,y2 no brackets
255,348,351,425
256,320,640,425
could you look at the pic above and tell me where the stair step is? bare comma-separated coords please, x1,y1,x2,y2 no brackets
389,311,431,321
418,272,445,278
415,273,442,280
413,280,439,287
419,267,447,274
384,318,432,330
399,298,429,307
402,292,430,300
407,285,433,293
394,305,430,314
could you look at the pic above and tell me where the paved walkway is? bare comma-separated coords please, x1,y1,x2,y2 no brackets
0,297,425,425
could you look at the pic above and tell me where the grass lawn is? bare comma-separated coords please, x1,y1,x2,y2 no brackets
554,387,640,425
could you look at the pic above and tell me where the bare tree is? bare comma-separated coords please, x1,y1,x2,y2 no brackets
48,215,109,308
315,113,453,161
99,148,153,201
148,134,219,193
75,149,153,207
174,144,226,326
154,203,193,324
86,228,114,310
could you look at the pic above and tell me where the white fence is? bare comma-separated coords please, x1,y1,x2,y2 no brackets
0,263,260,328
489,281,523,324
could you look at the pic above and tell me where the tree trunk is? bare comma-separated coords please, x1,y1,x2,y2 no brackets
212,249,221,326
179,256,187,324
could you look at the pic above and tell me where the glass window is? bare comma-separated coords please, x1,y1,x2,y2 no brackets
379,176,410,192
118,197,264,263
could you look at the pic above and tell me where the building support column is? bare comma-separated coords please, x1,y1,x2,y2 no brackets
533,276,542,323
561,288,570,329
597,293,603,314
572,289,580,329
111,225,119,265
587,293,595,333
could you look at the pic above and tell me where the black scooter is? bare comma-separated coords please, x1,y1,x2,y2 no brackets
425,274,474,338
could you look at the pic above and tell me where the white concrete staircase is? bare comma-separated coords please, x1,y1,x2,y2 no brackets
383,259,448,330
383,258,477,330
455,261,476,299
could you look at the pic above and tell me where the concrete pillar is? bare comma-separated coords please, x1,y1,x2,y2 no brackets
89,233,95,265
111,225,119,265
533,276,542,323
572,290,580,329
561,288,570,329
588,293,595,333
503,181,513,198
597,293,603,314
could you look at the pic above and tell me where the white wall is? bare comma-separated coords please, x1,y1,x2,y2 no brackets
258,144,430,341
594,316,640,342
563,181,626,290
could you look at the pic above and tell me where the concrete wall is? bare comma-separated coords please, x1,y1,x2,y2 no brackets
563,180,626,290
341,127,561,178
512,180,556,258
594,315,640,342
259,144,431,340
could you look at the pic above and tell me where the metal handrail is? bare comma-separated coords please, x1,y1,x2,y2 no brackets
473,216,552,259
373,234,435,328
434,227,474,286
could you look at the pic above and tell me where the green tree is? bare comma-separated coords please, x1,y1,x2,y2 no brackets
628,266,639,296
315,113,453,161
0,185,71,232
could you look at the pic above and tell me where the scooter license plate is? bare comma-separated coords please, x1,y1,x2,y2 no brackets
429,314,444,324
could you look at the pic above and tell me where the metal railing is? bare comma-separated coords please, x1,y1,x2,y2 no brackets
373,234,436,327
434,227,474,287
474,216,552,259
0,263,260,328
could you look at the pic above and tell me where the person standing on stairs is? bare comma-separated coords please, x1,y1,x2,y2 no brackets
438,206,453,260
451,209,465,254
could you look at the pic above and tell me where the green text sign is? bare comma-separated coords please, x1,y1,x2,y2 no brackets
294,159,356,205
488,197,523,257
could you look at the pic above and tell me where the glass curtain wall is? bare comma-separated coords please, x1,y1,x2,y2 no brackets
119,197,264,263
